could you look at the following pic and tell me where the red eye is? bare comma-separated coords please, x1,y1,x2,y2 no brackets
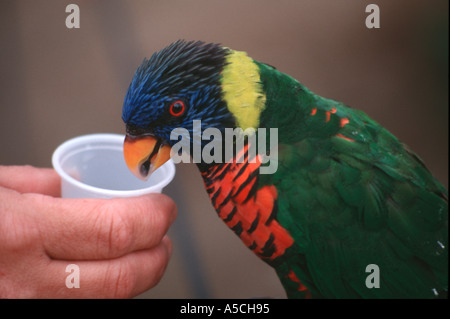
169,100,185,117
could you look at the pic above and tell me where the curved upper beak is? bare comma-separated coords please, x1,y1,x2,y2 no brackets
123,134,172,180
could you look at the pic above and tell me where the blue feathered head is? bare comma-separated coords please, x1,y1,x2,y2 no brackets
122,40,234,179
123,40,234,143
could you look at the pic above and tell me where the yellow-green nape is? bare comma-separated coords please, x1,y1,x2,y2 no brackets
220,49,266,130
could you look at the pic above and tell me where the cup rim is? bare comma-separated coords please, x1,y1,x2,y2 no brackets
52,133,175,197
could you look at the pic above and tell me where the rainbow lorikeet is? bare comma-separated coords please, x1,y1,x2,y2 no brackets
121,40,448,298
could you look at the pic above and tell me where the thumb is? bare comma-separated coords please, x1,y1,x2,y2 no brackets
0,165,61,197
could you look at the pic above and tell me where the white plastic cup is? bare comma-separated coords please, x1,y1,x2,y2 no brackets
52,133,175,198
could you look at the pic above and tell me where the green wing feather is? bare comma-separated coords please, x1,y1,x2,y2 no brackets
257,62,448,298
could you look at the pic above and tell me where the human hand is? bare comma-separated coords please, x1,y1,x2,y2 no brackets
0,165,177,298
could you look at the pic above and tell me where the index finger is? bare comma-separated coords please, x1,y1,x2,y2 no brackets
29,193,177,261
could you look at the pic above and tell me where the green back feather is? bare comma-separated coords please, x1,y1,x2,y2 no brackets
256,61,448,298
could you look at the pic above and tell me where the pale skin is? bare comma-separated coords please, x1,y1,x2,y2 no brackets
0,165,177,298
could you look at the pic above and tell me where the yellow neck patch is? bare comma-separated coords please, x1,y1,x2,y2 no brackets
221,49,266,130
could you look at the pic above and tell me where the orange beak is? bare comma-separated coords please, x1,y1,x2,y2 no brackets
123,134,172,180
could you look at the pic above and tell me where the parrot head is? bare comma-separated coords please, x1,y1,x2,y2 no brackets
122,40,234,180
122,40,267,180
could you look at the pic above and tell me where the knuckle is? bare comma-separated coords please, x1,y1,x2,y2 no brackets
108,214,134,256
103,261,136,299
95,205,134,257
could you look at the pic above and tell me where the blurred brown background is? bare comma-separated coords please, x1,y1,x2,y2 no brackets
0,0,448,298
